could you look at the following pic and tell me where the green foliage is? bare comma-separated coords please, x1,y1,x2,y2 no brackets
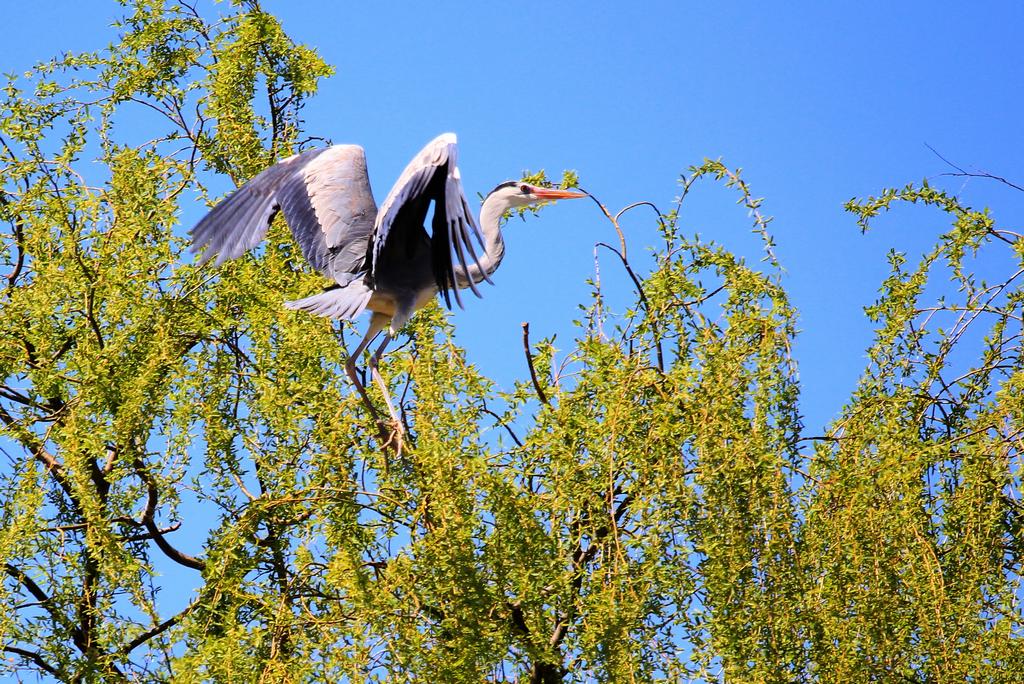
1,3,1023,682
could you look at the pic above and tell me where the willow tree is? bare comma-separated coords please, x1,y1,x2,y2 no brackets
2,2,1023,683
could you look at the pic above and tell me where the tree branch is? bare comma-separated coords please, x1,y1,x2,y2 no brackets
0,194,27,293
120,600,199,655
3,645,62,677
481,406,524,447
594,241,663,371
135,458,206,571
522,323,549,406
0,404,74,498
4,563,53,607
926,142,1024,193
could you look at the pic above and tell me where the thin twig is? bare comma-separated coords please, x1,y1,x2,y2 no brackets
481,406,524,447
926,142,1024,193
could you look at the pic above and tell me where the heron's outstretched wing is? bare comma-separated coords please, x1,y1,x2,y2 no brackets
189,145,377,286
371,132,486,309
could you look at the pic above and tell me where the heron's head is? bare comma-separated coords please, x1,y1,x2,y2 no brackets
487,181,587,210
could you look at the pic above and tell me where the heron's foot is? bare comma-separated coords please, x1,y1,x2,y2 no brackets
372,417,404,470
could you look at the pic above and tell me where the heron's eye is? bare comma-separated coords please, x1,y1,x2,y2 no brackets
519,184,530,194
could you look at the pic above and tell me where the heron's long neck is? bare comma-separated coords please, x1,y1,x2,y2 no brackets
456,193,507,286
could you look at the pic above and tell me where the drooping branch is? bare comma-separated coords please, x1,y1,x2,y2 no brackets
594,241,664,372
581,189,666,372
135,458,206,571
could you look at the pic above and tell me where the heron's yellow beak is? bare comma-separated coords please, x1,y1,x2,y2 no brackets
531,187,587,200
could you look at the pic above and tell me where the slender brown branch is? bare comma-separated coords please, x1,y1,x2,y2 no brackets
143,513,205,570
579,189,628,259
78,545,100,662
522,323,549,406
120,522,182,543
614,200,662,224
84,288,105,350
3,645,62,677
481,406,524,447
0,385,37,407
135,458,206,571
0,403,74,498
4,563,52,606
0,194,27,293
926,142,1024,193
5,562,90,662
594,242,664,372
120,600,199,655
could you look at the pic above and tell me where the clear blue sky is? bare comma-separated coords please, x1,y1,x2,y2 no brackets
4,1,1023,431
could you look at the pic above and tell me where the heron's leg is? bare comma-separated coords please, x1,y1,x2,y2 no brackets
344,313,388,422
368,334,402,428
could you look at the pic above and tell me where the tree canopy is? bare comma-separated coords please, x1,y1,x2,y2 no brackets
1,2,1022,682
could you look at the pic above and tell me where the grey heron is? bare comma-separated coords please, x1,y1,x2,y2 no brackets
190,132,585,430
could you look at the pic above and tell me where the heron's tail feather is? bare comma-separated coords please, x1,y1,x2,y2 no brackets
285,281,372,320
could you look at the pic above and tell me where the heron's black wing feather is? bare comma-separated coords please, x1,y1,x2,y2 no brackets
430,170,460,308
371,133,484,309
